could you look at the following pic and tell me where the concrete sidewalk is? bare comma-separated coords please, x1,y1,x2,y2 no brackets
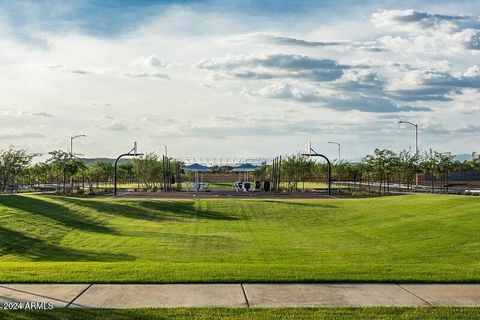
1,284,480,309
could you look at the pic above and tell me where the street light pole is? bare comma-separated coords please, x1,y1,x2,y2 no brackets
70,134,86,154
328,141,341,163
398,121,419,189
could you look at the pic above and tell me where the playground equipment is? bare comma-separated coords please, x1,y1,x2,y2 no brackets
184,163,211,191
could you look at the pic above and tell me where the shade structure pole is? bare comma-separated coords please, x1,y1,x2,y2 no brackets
272,157,276,192
278,155,282,192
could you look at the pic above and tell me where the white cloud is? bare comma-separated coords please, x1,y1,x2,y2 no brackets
131,55,172,68
98,120,129,131
371,9,475,32
90,102,111,108
122,72,170,80
229,33,387,52
32,112,54,117
0,4,480,157
373,9,480,55
196,53,348,81
0,132,44,140
464,65,480,77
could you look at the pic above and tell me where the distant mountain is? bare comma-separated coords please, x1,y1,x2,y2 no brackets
454,154,476,162
346,153,476,163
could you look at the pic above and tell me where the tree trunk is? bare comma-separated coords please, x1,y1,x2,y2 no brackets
63,168,66,194
431,171,435,193
446,170,449,193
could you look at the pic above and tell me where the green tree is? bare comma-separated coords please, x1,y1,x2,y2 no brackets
95,160,114,185
0,146,37,193
398,150,418,190
133,153,162,190
280,154,315,191
47,150,85,194
118,162,134,184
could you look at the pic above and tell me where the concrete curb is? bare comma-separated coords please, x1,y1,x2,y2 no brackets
1,283,480,309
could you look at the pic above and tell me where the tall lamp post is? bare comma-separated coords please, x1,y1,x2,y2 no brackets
70,134,86,154
398,121,419,189
328,141,341,163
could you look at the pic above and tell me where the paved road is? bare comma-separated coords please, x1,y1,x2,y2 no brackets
1,283,480,308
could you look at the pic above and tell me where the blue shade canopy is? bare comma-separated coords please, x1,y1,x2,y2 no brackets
184,163,211,172
230,163,259,172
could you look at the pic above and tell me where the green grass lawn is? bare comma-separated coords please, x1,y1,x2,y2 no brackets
1,308,479,320
0,194,479,283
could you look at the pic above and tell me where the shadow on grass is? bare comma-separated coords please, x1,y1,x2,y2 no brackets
253,200,338,208
0,195,115,234
59,198,240,222
138,201,240,221
0,226,133,261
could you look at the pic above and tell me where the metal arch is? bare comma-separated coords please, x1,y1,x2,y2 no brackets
302,147,331,196
113,143,143,196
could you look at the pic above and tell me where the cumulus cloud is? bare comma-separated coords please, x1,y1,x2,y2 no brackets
46,64,171,80
230,33,387,52
196,53,352,82
123,72,171,80
197,53,348,71
468,31,480,49
45,64,94,75
0,110,54,118
371,9,476,31
420,66,480,88
251,81,317,101
388,86,456,102
150,118,340,139
131,55,172,68
199,52,441,112
387,66,480,102
422,123,480,135
334,70,385,91
149,112,402,141
372,10,480,53
2,3,480,156
98,120,129,131
325,95,431,113
249,81,429,113
90,102,111,107
0,132,44,139
141,114,177,123
32,112,53,117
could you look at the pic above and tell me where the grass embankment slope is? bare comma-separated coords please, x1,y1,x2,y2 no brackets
0,194,478,283
1,308,479,320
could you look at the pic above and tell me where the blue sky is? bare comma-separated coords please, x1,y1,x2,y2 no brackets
0,0,479,159
6,0,478,38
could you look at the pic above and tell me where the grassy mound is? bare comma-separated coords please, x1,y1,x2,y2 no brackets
0,194,478,283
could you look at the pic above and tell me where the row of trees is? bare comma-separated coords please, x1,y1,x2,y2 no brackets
0,146,175,194
271,149,480,194
1,145,479,194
